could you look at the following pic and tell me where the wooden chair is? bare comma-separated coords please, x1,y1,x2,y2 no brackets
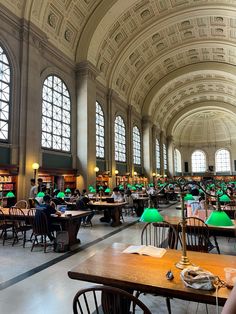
0,209,14,245
14,200,28,209
73,285,152,314
30,209,51,253
139,221,178,314
141,221,178,249
178,217,210,253
9,207,32,247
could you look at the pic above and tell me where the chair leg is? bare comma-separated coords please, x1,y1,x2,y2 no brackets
165,297,171,314
44,235,47,253
213,235,221,254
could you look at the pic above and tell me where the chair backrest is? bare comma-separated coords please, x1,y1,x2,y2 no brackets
124,195,134,206
0,209,6,227
73,285,152,314
141,221,178,249
15,200,28,209
178,217,209,252
32,210,49,236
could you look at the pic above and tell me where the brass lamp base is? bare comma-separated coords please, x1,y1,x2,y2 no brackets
175,255,193,269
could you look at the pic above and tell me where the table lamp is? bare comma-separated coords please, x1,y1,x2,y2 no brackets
205,195,233,227
57,191,65,199
37,191,45,197
6,191,15,198
65,188,71,194
140,197,163,223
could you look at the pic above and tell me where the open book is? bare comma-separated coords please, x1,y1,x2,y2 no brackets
122,245,166,258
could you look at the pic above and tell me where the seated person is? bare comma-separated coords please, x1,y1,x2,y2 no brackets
111,187,124,202
35,194,61,241
76,194,94,225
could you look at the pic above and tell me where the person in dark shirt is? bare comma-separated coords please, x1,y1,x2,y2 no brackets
76,194,94,225
36,194,61,241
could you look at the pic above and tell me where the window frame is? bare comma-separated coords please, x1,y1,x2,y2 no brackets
156,139,160,170
114,115,126,163
41,75,71,153
191,150,206,173
215,148,231,173
133,125,141,165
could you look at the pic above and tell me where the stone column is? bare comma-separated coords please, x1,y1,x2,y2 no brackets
76,61,99,190
167,135,174,177
142,116,153,182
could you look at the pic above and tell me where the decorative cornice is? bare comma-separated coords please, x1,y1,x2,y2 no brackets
76,61,100,80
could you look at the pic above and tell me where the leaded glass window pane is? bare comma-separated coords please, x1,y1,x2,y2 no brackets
96,102,105,158
174,149,182,173
156,139,160,169
215,149,230,172
114,116,126,162
163,144,167,170
0,46,10,141
133,126,141,165
41,75,71,152
191,150,206,172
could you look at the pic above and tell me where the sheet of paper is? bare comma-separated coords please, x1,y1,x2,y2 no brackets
123,245,166,258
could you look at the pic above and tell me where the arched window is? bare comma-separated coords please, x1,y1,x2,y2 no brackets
0,45,11,141
156,139,160,169
133,126,141,165
163,144,167,170
174,149,182,173
96,102,105,158
191,150,206,172
41,75,71,152
215,149,230,172
114,115,126,162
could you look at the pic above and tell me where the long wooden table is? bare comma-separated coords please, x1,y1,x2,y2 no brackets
90,201,127,227
1,208,89,247
68,242,236,306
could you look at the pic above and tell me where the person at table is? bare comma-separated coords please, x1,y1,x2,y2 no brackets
76,192,94,225
35,194,61,241
111,187,124,202
69,189,81,202
221,284,236,314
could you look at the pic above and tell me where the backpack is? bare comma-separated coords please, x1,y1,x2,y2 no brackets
54,231,69,253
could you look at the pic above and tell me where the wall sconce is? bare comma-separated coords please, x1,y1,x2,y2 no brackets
115,170,119,186
32,163,40,181
94,166,99,173
134,171,137,176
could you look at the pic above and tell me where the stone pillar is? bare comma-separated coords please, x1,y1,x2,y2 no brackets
167,135,174,177
160,131,165,176
76,61,99,190
142,116,153,182
127,105,132,175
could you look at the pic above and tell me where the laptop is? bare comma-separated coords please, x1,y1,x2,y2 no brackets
106,197,115,203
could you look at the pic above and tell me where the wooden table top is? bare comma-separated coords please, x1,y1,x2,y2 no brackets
68,242,236,306
1,207,89,219
90,201,127,207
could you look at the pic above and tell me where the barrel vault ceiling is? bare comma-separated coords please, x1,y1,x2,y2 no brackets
2,0,236,146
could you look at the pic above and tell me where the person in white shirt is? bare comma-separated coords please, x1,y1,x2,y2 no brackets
111,187,124,202
29,178,37,199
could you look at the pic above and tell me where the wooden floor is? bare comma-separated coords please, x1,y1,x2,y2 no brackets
0,205,235,314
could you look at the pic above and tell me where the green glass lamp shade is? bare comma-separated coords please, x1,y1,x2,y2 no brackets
131,185,137,191
205,211,233,226
127,184,132,188
88,185,94,192
219,194,231,202
149,183,154,187
184,193,194,201
37,191,45,197
57,191,65,198
99,186,104,191
65,188,71,193
216,189,224,196
199,189,204,194
6,191,15,198
140,208,164,223
105,188,111,193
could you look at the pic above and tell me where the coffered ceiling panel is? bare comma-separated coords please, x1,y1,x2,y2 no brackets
1,0,236,146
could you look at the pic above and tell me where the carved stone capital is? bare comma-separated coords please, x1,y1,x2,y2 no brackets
76,61,100,81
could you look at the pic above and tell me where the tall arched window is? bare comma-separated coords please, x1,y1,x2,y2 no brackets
163,144,167,170
41,75,71,152
174,149,182,173
114,115,126,162
215,149,230,172
96,102,105,158
191,150,206,172
0,45,11,141
133,126,141,165
156,139,160,169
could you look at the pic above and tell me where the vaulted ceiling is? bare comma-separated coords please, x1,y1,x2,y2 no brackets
2,0,236,146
